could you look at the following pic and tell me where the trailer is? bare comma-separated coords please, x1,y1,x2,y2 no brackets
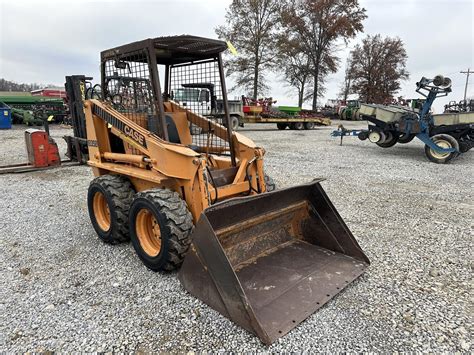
171,87,331,130
332,75,474,163
243,113,331,130
239,98,331,129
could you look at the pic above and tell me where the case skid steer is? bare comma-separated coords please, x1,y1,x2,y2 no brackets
81,35,369,344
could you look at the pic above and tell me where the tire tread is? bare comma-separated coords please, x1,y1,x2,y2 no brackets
135,189,193,270
89,174,135,244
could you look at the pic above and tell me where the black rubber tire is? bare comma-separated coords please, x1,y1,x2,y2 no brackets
264,174,276,192
339,108,346,120
376,131,399,148
352,110,360,121
424,134,459,164
398,133,415,144
129,189,194,271
358,131,369,141
277,123,288,130
87,174,135,244
304,122,315,130
230,116,240,130
291,122,304,130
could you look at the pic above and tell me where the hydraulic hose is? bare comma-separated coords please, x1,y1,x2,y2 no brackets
245,157,259,195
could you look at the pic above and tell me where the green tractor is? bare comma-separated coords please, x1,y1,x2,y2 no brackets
339,99,360,120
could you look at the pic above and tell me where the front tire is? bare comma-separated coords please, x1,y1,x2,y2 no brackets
424,134,459,164
277,123,288,130
87,175,135,244
129,189,193,271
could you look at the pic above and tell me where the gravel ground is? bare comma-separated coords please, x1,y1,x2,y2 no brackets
0,122,472,352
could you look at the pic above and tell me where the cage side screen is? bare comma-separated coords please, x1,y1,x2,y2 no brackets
104,50,155,129
170,60,230,155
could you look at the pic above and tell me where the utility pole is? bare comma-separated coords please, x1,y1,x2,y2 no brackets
460,68,472,101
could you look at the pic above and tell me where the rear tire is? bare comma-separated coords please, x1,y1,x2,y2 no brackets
304,122,315,130
230,116,240,130
291,122,304,130
398,133,415,144
277,123,288,130
424,134,459,164
129,189,194,271
339,108,346,120
87,175,135,244
376,131,398,148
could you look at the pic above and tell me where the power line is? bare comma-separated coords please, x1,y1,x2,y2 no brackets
460,68,472,101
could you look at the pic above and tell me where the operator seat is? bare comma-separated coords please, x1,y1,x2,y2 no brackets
165,113,199,151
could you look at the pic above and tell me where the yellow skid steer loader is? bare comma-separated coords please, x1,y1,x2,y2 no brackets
80,35,369,344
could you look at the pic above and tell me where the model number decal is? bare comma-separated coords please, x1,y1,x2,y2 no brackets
124,125,146,147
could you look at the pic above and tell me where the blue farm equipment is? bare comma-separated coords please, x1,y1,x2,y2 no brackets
332,75,474,163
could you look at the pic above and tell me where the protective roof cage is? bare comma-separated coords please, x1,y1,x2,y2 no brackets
100,35,234,162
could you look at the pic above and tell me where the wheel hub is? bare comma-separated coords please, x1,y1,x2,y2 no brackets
93,191,111,231
136,208,162,257
368,131,381,143
430,140,451,159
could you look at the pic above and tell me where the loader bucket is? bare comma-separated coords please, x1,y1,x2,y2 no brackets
178,180,369,344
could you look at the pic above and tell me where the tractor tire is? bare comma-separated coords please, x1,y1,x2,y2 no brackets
129,189,194,271
264,174,276,192
339,108,346,120
290,122,304,130
87,174,135,244
230,116,240,130
376,131,398,148
277,123,288,130
304,122,315,130
351,110,360,121
424,134,459,164
398,133,415,144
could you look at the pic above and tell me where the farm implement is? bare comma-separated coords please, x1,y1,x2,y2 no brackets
332,75,474,163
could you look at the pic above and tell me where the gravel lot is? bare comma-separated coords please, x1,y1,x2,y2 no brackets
1,122,472,352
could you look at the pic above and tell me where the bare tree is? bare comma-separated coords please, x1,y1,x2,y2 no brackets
275,38,313,107
216,0,281,99
349,34,409,103
339,58,352,101
281,0,367,110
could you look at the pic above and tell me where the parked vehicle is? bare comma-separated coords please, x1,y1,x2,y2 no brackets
173,88,331,130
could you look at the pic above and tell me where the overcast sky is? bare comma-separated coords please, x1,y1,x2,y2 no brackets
0,0,472,112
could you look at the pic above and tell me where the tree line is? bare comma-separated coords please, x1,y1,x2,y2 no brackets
0,78,48,92
217,0,409,108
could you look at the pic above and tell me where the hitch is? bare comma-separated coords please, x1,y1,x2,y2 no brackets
331,125,367,145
